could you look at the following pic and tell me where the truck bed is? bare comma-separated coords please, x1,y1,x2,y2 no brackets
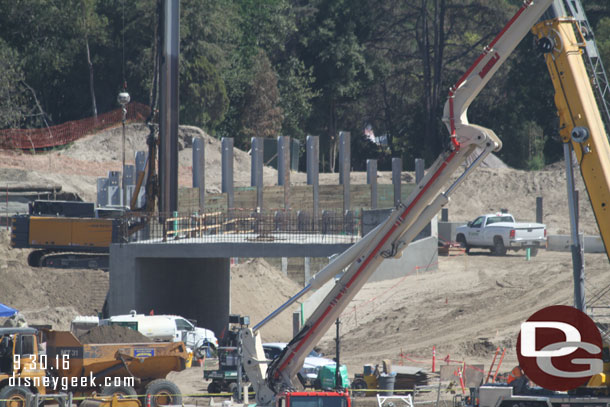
44,330,188,385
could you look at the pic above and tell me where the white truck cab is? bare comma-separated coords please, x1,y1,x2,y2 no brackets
455,212,546,256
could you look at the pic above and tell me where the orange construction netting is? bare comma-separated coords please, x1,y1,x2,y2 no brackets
0,102,151,150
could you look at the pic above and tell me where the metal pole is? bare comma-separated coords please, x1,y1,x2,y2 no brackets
159,0,180,213
222,138,234,210
340,132,350,213
237,332,243,402
193,137,205,212
307,136,320,224
121,105,127,207
367,159,378,209
564,143,585,312
335,318,341,390
392,158,402,207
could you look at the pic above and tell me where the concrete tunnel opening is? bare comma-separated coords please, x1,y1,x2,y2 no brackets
122,257,230,339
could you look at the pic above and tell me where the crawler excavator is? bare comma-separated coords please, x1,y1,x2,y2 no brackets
9,124,159,269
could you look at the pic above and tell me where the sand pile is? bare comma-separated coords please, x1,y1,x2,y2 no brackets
0,230,108,329
78,325,152,344
230,258,307,342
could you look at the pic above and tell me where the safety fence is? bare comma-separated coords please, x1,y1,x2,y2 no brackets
0,102,150,150
123,209,362,244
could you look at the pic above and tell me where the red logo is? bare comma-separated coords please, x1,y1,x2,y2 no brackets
517,305,602,391
478,52,500,79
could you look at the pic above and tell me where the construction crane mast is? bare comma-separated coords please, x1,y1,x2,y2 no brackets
532,0,610,311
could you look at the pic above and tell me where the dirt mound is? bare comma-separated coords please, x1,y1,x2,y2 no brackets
317,250,610,374
0,230,108,330
230,258,307,342
445,166,595,235
78,325,152,344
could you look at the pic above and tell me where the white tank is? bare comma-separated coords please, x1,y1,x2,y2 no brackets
98,311,218,356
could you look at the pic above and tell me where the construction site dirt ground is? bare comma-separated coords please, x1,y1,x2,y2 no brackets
1,124,609,401
163,249,610,404
3,225,609,401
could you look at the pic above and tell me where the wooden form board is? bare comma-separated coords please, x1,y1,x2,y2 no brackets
178,184,416,213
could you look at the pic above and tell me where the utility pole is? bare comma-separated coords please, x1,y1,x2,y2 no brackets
117,91,130,208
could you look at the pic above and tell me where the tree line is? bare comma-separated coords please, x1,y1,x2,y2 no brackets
1,0,609,171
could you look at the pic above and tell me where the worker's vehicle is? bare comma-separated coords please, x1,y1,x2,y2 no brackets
351,362,399,397
204,345,243,394
315,365,350,391
455,212,546,256
100,311,218,358
204,314,250,396
262,343,342,388
0,327,186,407
234,2,554,407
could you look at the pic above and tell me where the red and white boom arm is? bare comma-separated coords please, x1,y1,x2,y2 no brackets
242,1,551,405
442,0,552,138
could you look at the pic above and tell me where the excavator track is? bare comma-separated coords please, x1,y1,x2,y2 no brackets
27,249,109,270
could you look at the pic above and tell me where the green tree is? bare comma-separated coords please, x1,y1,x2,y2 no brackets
0,41,28,129
277,57,319,141
180,56,229,130
299,0,375,171
240,50,283,141
80,0,108,118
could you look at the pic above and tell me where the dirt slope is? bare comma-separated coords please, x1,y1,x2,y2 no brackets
230,258,308,342
317,250,610,374
0,230,108,330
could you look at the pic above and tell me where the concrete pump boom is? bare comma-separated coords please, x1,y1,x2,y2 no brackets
241,1,552,406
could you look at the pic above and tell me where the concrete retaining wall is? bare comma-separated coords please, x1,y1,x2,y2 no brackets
547,234,606,253
438,221,464,242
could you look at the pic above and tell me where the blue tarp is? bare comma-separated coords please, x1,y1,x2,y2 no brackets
0,304,17,317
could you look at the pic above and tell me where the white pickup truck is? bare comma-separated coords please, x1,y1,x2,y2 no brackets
455,213,546,256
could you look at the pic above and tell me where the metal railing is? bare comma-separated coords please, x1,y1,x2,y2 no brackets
122,209,361,245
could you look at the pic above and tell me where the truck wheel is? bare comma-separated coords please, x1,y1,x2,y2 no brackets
492,237,507,256
0,386,32,407
145,379,182,407
456,234,470,254
351,378,368,397
207,381,221,394
100,385,137,398
228,383,239,400
528,246,539,257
